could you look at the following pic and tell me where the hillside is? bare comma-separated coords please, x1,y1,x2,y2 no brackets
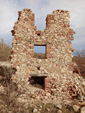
73,56,85,76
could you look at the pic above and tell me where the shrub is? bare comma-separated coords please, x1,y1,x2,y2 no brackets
0,39,11,61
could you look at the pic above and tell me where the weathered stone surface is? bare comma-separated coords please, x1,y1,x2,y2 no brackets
17,97,27,103
33,108,37,113
80,101,85,106
57,110,62,113
11,8,85,100
81,107,85,113
73,104,80,112
56,104,62,109
0,85,4,93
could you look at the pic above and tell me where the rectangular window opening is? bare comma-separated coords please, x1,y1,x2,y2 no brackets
34,45,46,59
68,40,71,43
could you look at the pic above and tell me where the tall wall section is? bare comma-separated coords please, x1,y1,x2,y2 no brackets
11,9,77,97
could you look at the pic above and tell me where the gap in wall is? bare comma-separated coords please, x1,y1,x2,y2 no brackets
29,76,45,89
34,45,46,59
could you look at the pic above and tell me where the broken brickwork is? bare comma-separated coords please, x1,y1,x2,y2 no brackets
11,9,85,99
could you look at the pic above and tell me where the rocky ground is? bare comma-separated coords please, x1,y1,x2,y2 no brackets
0,61,85,113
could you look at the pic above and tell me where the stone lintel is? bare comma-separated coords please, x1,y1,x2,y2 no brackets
30,73,48,77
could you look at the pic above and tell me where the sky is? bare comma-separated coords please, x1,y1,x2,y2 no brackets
0,0,85,51
34,46,45,53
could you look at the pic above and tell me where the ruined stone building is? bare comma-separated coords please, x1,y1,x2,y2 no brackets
11,9,84,99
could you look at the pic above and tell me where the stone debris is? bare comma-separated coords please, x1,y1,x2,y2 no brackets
81,107,85,113
11,8,85,101
80,101,85,106
33,108,38,113
73,104,80,112
0,61,11,67
46,108,50,111
56,104,62,109
57,110,62,113
0,85,4,93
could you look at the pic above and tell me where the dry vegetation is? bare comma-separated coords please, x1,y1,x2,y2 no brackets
73,56,85,76
0,39,11,61
74,50,85,58
34,53,46,59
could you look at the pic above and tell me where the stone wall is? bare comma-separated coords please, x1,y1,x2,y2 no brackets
11,9,84,98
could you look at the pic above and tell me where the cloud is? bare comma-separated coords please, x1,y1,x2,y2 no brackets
0,0,18,34
40,0,85,28
0,0,85,50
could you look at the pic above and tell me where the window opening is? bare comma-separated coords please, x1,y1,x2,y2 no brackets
34,45,46,59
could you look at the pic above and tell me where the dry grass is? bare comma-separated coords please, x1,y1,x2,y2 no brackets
0,42,11,61
34,53,46,59
73,56,85,76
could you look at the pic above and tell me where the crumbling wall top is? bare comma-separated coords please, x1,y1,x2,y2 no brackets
46,9,70,28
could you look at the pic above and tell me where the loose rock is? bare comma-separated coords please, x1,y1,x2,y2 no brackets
81,107,85,113
73,104,80,112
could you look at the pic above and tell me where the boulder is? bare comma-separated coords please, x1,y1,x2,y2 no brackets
73,104,80,112
81,107,85,113
33,108,37,113
57,110,62,113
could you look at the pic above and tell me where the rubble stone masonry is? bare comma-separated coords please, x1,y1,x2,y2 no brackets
11,9,85,99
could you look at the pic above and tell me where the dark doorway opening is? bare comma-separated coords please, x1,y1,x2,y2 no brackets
29,76,46,89
37,33,40,36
